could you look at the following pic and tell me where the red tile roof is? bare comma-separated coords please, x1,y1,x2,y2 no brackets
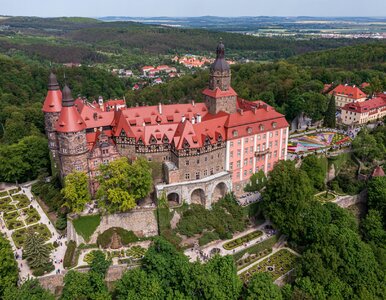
202,87,238,98
329,84,366,99
342,94,386,113
42,90,62,113
372,166,385,177
56,106,87,133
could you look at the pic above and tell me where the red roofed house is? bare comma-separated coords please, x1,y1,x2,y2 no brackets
372,166,385,178
329,84,367,108
43,42,289,207
341,93,386,126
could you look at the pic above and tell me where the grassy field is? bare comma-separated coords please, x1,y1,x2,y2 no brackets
72,215,101,242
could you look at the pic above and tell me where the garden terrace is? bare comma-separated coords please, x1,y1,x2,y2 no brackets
223,230,263,250
8,187,21,195
0,190,8,197
12,223,51,248
96,227,138,248
3,210,24,230
22,206,41,225
13,194,30,209
240,249,298,282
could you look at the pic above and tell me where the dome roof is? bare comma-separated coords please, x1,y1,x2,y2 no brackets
210,41,230,72
62,85,74,107
48,72,60,91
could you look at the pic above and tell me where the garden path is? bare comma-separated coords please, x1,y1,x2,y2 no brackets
0,183,67,281
184,222,274,262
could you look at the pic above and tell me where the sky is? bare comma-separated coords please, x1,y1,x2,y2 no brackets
1,0,385,18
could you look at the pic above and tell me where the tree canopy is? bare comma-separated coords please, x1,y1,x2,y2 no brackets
62,171,91,213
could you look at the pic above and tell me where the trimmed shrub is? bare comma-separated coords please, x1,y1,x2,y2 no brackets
96,227,138,248
199,231,220,246
63,240,76,269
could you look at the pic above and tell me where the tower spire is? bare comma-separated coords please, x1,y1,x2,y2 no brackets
62,85,74,107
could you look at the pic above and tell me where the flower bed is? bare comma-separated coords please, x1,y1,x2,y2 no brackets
12,224,51,248
22,207,41,225
240,249,298,282
96,227,138,248
8,187,21,195
0,203,17,214
3,211,24,230
0,196,11,204
223,230,263,250
314,192,336,202
236,248,272,270
0,190,8,197
126,246,146,259
13,194,30,208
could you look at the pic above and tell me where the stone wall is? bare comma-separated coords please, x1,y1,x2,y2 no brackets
333,190,367,208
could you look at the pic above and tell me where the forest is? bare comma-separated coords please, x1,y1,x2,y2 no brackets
0,16,383,66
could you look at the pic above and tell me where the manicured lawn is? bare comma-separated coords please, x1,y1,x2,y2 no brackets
12,223,51,248
73,214,101,242
0,202,17,214
223,230,263,250
0,196,11,205
8,187,21,195
13,194,30,208
22,207,41,225
240,249,298,282
126,245,146,259
0,190,8,197
3,211,24,230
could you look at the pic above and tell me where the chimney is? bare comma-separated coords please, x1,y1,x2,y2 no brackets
192,100,195,107
196,113,202,123
353,85,356,88
192,117,195,124
93,112,98,121
181,115,186,123
158,102,162,115
238,108,243,115
98,96,104,111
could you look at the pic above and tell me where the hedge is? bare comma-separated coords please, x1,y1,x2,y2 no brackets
97,227,138,248
63,240,76,269
233,234,279,261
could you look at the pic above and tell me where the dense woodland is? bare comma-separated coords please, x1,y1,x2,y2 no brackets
0,17,383,65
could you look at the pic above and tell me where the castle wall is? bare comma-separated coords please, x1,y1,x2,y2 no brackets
205,95,237,114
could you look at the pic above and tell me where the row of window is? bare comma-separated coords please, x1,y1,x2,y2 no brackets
230,130,286,147
185,153,220,166
184,166,221,180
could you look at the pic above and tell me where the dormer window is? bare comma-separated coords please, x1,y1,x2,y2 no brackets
247,127,252,134
183,139,190,149
217,134,223,142
137,138,144,145
120,129,126,137
150,136,157,144
272,122,277,129
232,130,238,137
162,135,169,144
205,136,211,146
259,124,264,131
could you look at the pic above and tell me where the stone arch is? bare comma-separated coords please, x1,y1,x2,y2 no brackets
167,192,180,206
191,188,206,206
212,182,228,203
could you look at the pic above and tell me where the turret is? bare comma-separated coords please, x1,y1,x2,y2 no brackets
56,85,89,177
203,41,237,114
42,72,62,168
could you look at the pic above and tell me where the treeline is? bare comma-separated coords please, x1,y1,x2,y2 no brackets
0,16,380,65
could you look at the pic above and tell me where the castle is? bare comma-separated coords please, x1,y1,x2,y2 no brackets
43,42,289,208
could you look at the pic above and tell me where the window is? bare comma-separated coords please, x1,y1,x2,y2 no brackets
216,166,219,172
229,163,233,170
196,159,200,164
186,160,190,166
245,138,249,143
268,163,271,170
244,148,248,154
230,141,234,147
210,168,214,175
238,140,241,146
262,144,266,151
237,150,241,157
185,173,190,180
275,131,279,136
205,156,208,162
204,170,208,176
75,165,82,171
195,172,200,180
274,150,278,157
251,137,254,142
249,157,253,165
244,158,248,166
237,160,241,168
244,170,247,176
247,127,252,134
250,146,253,153
249,169,253,174
269,142,272,148
230,151,233,158
269,132,273,138
268,153,272,159
93,161,98,166
211,155,214,160
275,140,278,147
255,166,259,172
257,145,260,151
282,149,285,156
257,135,261,140
263,134,266,139
233,130,238,137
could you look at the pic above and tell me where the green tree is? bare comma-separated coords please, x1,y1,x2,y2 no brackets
300,155,326,191
367,176,386,224
0,235,18,298
324,95,336,128
3,112,29,144
244,273,282,300
23,232,51,269
61,271,93,300
352,129,384,162
361,209,386,247
3,279,55,300
97,158,152,212
62,171,91,213
244,170,267,192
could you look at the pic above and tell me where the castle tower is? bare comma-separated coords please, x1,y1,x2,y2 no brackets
42,72,62,168
203,41,237,114
56,85,89,177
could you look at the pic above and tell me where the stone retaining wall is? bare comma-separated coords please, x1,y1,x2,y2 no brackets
333,190,367,208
